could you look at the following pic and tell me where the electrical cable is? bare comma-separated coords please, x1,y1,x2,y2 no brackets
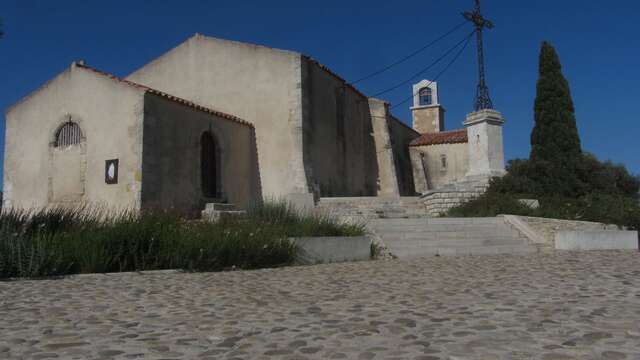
390,31,474,110
371,30,476,98
350,21,470,85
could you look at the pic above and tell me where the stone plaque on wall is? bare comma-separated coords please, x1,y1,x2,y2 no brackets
105,159,119,184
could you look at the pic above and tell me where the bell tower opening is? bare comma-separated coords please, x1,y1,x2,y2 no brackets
411,80,445,134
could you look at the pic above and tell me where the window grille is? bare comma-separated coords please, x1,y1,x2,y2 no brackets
55,122,83,147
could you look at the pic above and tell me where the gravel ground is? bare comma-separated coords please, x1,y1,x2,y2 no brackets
1,250,639,360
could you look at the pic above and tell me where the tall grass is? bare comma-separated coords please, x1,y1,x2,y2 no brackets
0,201,365,279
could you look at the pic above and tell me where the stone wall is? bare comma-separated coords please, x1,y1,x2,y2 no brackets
300,58,380,197
422,188,483,217
421,175,491,216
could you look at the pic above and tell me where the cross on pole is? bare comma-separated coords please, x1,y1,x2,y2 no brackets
463,0,494,111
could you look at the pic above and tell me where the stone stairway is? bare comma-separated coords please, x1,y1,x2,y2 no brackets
316,197,428,220
367,217,536,258
201,203,246,222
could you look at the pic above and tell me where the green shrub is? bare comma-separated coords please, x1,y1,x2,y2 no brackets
446,191,640,231
0,201,365,279
447,191,536,218
245,199,366,237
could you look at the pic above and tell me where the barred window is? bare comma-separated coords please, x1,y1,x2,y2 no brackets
55,122,83,147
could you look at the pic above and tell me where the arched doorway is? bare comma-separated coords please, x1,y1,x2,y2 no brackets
200,131,219,198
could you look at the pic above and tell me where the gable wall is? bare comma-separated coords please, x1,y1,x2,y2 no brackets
141,93,260,215
3,66,144,210
127,36,308,200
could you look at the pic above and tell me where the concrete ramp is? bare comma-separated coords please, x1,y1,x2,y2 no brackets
367,217,535,258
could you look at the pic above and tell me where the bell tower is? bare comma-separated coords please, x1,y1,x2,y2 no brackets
411,80,445,133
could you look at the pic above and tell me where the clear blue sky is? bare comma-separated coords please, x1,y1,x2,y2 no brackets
1,0,639,184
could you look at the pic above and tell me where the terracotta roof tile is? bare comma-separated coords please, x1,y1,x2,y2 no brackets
409,129,468,147
76,63,254,128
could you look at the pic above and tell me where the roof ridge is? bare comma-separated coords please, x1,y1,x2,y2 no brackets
409,128,468,147
435,128,467,134
191,35,362,99
76,63,254,128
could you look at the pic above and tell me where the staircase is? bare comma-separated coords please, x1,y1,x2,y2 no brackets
367,217,535,258
201,203,246,222
316,197,428,220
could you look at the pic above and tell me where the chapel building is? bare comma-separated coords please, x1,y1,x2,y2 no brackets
3,35,505,216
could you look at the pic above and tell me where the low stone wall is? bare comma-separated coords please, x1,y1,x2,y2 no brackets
291,236,371,265
555,231,638,250
514,216,619,247
422,189,483,216
421,175,490,216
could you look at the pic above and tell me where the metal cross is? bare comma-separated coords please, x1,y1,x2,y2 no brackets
463,0,494,111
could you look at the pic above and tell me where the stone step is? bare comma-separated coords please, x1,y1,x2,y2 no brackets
204,203,236,211
370,223,516,231
390,244,534,258
369,217,503,225
201,210,246,222
382,235,527,246
365,217,534,258
386,226,520,233
201,203,245,222
426,217,504,225
373,232,525,242
317,197,429,220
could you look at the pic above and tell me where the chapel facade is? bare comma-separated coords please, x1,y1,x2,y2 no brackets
3,35,505,216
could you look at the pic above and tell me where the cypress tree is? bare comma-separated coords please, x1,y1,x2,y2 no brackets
530,42,582,195
530,41,581,165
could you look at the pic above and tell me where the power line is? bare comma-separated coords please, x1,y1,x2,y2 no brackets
350,21,469,85
371,30,476,98
390,31,474,110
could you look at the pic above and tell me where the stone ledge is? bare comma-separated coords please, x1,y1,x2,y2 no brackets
555,231,639,251
291,236,372,265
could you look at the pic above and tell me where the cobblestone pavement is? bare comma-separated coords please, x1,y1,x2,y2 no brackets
1,251,640,360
